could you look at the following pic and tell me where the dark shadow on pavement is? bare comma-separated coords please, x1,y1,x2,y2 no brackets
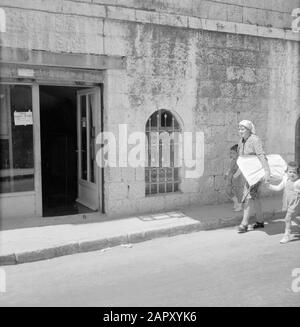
251,219,300,237
290,233,300,243
261,220,285,236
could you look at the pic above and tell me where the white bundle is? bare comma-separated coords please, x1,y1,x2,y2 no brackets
237,154,287,187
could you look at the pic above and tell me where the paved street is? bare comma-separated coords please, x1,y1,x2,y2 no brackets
0,219,300,307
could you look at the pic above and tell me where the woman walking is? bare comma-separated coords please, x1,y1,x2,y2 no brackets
237,120,271,233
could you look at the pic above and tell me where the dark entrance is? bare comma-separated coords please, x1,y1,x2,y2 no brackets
39,86,93,217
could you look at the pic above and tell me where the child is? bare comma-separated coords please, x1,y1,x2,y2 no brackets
267,161,300,244
225,144,243,212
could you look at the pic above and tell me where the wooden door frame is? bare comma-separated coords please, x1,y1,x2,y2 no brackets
76,87,101,211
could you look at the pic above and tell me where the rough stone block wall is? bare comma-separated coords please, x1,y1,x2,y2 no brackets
102,20,299,215
0,0,299,216
95,0,299,29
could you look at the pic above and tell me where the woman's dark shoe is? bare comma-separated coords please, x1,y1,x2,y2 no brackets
237,224,248,233
252,221,264,229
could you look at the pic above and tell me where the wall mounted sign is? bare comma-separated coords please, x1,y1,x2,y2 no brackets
14,110,33,126
17,68,35,78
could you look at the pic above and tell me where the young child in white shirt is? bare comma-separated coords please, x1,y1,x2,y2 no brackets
267,161,300,244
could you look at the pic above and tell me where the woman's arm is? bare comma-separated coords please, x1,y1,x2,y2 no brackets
233,168,241,178
258,154,271,183
267,176,286,192
252,136,271,180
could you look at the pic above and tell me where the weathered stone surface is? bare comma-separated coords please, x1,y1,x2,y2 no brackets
135,167,145,181
121,167,135,183
107,182,128,201
226,66,256,83
106,168,122,183
127,181,145,199
79,239,109,253
136,196,166,214
1,1,299,218
180,180,200,193
0,254,17,265
15,244,79,263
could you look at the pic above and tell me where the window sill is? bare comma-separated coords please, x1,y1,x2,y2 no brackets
0,191,35,198
145,191,183,198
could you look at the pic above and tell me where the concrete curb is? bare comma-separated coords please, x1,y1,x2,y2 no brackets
0,210,283,266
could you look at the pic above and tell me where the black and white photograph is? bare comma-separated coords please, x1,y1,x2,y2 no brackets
0,0,300,309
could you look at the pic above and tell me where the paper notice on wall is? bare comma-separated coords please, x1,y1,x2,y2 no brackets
14,110,33,126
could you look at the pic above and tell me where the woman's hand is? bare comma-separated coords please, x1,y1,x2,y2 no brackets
264,172,271,184
233,169,241,179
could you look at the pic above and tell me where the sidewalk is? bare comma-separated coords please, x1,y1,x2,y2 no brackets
0,196,283,266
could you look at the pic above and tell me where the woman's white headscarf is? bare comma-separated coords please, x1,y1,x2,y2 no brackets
239,120,256,134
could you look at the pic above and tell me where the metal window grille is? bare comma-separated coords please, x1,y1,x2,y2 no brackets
145,110,181,196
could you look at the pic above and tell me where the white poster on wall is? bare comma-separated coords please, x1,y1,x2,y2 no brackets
14,110,33,126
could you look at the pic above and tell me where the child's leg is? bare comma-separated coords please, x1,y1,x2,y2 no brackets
237,182,252,232
280,211,293,244
233,188,243,211
225,182,233,199
237,199,252,232
253,198,263,223
241,198,252,226
284,211,293,235
225,183,238,208
233,175,243,204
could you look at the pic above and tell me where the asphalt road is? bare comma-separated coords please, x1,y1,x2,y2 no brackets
0,219,300,307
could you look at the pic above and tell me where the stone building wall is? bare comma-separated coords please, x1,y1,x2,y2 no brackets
94,0,300,29
103,23,299,215
0,0,299,216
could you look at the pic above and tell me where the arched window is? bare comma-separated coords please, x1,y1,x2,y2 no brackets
145,109,181,195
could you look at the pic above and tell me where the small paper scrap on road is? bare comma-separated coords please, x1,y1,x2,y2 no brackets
121,244,133,248
100,247,111,252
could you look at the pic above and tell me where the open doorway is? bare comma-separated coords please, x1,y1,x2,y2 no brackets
39,85,96,217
